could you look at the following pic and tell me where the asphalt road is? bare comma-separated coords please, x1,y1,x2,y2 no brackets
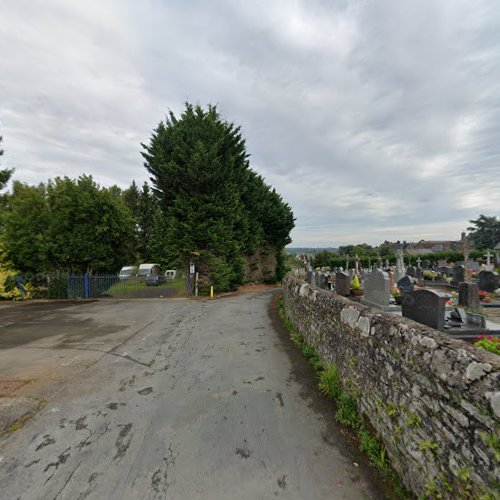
0,292,387,499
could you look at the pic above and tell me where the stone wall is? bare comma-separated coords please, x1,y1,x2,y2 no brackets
282,274,499,497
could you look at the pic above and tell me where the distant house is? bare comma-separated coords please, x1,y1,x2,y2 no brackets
404,240,460,255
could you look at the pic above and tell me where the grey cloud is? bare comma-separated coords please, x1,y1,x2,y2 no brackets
1,0,499,246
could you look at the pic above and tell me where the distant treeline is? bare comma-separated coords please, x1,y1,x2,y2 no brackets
286,247,338,256
312,250,488,269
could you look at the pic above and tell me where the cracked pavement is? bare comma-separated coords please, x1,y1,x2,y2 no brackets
0,293,387,499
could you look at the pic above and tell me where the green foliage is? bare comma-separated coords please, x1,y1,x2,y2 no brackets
418,439,439,455
479,432,500,461
47,274,68,299
318,363,343,400
336,393,361,427
468,214,500,250
2,176,135,274
359,429,389,471
473,336,500,356
384,402,399,419
2,182,49,273
405,411,422,428
142,103,294,291
122,181,159,262
0,135,14,193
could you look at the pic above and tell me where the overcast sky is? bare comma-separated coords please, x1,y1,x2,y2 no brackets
1,0,499,246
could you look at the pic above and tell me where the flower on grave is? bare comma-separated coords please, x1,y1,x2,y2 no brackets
473,335,500,355
391,287,400,297
351,275,362,290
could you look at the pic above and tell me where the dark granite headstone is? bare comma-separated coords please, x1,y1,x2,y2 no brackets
458,282,480,310
335,271,350,296
439,266,453,276
416,268,424,280
402,289,450,331
451,265,465,286
406,265,416,277
478,271,499,292
315,271,323,288
397,276,414,294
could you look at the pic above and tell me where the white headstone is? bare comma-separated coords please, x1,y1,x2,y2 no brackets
361,269,392,310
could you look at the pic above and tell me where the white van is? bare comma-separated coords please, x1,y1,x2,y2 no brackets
137,263,161,280
119,266,137,280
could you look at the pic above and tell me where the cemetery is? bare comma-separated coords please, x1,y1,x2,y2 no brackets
304,244,500,343
282,273,499,497
285,228,500,497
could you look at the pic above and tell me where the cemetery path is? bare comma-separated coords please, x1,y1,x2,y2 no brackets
0,292,385,499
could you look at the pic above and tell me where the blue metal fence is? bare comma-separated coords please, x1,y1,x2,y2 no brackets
66,274,185,299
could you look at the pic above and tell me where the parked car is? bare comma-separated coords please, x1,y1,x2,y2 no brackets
119,266,137,280
164,270,177,280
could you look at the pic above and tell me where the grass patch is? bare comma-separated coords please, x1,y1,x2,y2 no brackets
106,277,186,297
318,363,342,399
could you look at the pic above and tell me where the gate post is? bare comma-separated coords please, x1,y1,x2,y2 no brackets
84,273,90,299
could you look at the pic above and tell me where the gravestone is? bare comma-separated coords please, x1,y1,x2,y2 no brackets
458,282,480,310
335,271,351,296
394,268,402,283
422,260,431,269
320,273,328,289
451,265,465,286
402,289,450,331
439,266,453,276
387,270,395,292
361,269,391,310
315,271,324,289
407,265,416,278
469,261,480,272
306,270,313,284
397,276,414,294
416,267,424,280
478,271,500,292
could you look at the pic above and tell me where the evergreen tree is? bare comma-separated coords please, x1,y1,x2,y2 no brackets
142,103,295,291
468,215,500,250
122,180,159,262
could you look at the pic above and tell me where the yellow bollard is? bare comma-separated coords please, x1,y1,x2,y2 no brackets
210,286,214,298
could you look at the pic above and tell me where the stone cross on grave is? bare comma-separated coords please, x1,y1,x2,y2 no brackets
376,254,382,269
484,250,493,266
461,232,470,278
396,249,405,275
416,257,422,268
354,254,360,275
